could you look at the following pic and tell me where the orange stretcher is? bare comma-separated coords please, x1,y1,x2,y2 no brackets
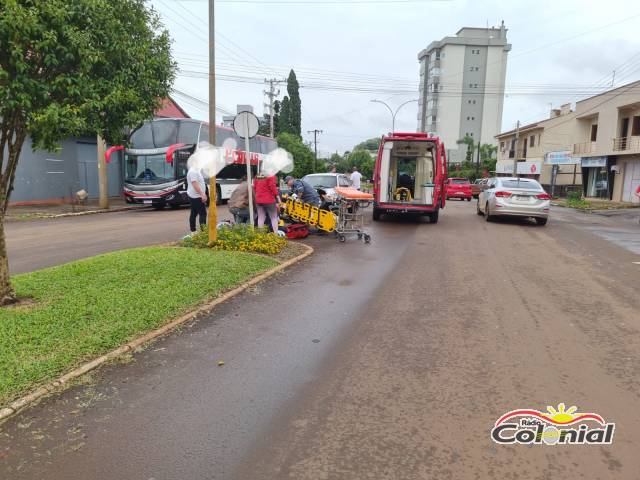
334,187,374,200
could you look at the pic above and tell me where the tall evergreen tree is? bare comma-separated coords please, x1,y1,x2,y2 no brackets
287,70,301,137
277,96,291,137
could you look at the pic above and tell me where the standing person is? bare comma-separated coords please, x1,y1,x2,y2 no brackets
228,176,251,224
186,162,207,234
285,175,321,206
253,174,281,232
350,165,362,190
329,165,337,173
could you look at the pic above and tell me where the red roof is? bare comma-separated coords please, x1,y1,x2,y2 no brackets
155,97,190,119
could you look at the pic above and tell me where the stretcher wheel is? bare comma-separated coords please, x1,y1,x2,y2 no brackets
338,234,346,243
363,234,371,244
357,233,363,239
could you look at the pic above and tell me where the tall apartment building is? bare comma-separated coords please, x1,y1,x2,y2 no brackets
417,24,511,163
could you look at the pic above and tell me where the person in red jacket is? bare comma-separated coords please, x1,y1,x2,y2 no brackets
253,174,281,232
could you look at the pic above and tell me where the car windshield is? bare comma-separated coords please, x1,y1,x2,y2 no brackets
304,175,337,188
125,153,176,185
450,179,468,184
500,179,542,190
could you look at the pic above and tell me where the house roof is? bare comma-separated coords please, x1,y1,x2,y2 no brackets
155,97,190,119
495,121,541,138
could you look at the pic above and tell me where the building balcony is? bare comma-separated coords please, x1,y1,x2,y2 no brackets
508,149,527,160
612,136,640,153
573,141,596,155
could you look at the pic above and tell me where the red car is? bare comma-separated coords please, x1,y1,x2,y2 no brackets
446,178,472,201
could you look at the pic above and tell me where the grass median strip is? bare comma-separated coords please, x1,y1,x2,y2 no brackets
0,246,277,405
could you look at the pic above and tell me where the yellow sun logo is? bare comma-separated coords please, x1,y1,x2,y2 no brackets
543,403,579,424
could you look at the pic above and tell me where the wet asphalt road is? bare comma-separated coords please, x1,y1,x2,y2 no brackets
5,206,229,274
2,202,640,479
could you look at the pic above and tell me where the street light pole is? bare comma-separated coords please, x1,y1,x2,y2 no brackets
208,0,217,243
371,99,418,133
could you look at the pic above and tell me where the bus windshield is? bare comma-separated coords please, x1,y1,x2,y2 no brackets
125,153,176,184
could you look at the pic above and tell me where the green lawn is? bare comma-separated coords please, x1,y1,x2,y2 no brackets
0,246,277,405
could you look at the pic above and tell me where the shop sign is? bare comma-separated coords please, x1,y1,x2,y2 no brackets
580,157,607,168
495,161,514,174
517,161,542,175
545,151,577,165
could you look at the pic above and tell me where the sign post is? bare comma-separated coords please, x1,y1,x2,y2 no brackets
233,111,260,227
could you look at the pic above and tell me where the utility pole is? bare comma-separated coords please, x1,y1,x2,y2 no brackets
97,135,108,209
475,140,481,179
208,0,217,243
308,129,323,171
264,78,285,138
512,120,520,178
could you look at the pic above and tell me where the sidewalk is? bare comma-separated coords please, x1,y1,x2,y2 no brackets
6,197,146,221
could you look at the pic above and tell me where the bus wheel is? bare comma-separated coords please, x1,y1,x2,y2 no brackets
216,186,222,206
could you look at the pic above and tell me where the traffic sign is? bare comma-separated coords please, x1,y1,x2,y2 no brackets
233,111,260,139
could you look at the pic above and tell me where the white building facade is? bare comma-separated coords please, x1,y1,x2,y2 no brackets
417,24,511,163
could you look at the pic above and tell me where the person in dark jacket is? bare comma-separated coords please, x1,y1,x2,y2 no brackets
253,174,281,232
228,177,251,224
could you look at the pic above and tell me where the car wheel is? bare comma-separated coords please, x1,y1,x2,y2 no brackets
535,217,548,226
484,203,492,222
476,200,483,215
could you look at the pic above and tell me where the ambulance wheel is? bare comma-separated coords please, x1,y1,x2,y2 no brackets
363,234,371,244
338,234,346,243
429,209,439,224
372,208,381,221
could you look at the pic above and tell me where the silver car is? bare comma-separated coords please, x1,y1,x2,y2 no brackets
477,177,551,226
302,173,352,202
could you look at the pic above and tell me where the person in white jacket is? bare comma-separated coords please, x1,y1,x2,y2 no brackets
350,166,362,190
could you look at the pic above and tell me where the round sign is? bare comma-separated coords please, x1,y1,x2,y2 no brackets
233,111,260,139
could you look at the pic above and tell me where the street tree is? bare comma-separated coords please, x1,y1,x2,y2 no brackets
347,150,375,179
0,0,175,304
286,70,301,137
276,97,291,137
276,132,315,178
456,134,476,162
354,137,381,152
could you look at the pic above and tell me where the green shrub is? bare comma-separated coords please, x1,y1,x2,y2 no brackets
566,191,590,209
182,224,287,255
567,190,582,202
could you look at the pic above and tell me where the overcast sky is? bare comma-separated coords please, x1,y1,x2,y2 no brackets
152,0,640,156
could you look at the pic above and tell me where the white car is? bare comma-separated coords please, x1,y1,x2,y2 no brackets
302,173,352,202
477,177,551,226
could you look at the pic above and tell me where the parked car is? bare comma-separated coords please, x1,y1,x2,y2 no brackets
471,178,488,198
446,177,472,201
477,177,551,225
302,173,351,202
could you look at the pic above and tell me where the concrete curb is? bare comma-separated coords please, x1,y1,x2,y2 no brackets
0,243,314,424
7,205,147,221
